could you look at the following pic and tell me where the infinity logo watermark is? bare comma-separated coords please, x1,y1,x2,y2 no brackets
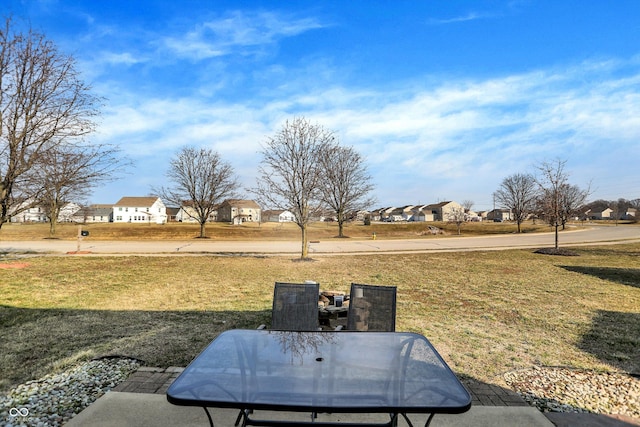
9,407,29,417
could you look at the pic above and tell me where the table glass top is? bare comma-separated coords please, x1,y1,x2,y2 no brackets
167,330,471,414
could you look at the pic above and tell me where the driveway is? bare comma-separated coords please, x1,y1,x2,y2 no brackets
1,225,638,256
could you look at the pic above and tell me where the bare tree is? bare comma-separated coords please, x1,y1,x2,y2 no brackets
0,18,99,229
317,143,375,238
559,183,590,228
26,144,128,236
157,146,239,238
535,159,589,250
446,206,467,235
461,200,474,212
253,118,333,259
493,173,538,233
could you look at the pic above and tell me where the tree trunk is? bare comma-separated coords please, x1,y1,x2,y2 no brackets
338,219,345,238
199,221,206,238
555,223,559,249
301,224,308,258
49,217,57,236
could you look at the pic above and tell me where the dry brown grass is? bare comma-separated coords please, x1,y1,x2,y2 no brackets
1,243,638,393
0,220,554,241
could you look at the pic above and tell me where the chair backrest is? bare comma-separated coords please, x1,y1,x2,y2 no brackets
271,282,320,331
346,283,397,331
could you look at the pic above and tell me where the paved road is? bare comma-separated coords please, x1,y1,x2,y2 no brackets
1,225,638,256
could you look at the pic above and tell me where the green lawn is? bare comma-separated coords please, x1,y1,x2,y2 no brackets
1,243,639,393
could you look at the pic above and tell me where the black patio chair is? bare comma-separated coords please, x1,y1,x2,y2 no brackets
345,283,397,331
236,281,321,425
268,281,321,331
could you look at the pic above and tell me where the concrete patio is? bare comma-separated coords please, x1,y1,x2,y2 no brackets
63,366,639,426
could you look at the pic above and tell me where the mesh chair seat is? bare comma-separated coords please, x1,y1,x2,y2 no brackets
271,282,320,331
346,283,397,331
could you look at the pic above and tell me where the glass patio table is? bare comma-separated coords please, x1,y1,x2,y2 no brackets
166,329,471,427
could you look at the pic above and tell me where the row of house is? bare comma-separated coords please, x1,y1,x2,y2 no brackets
14,195,634,226
11,197,263,225
369,202,514,223
582,207,637,220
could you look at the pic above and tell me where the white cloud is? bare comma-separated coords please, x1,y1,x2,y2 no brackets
162,11,325,60
94,56,640,207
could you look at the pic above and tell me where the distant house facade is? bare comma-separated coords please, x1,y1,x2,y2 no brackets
422,201,464,221
10,203,47,223
217,199,261,224
487,209,513,221
263,209,295,222
411,205,436,222
73,204,113,223
113,197,167,224
585,207,614,220
175,202,218,223
58,202,82,222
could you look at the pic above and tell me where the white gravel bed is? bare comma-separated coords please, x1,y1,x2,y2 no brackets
0,357,140,427
505,366,640,419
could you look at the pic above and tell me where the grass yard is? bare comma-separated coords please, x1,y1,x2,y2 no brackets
1,242,638,394
0,219,556,241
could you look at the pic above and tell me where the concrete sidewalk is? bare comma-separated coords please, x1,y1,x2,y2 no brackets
66,392,555,427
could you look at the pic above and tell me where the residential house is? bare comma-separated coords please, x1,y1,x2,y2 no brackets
389,205,415,221
487,209,513,222
422,201,464,221
9,203,47,223
588,207,613,220
166,207,180,222
113,197,167,224
58,202,82,222
217,199,261,224
409,205,435,222
466,210,482,222
371,207,396,222
625,208,637,219
175,201,217,223
353,210,370,221
72,204,113,223
263,209,296,222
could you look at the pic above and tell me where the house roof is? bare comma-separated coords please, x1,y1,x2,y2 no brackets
114,197,160,207
74,206,112,216
219,199,261,209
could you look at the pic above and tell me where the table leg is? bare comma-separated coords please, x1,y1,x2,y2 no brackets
203,407,215,427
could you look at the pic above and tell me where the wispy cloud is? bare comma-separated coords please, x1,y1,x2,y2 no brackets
427,11,494,25
162,11,325,60
94,56,640,206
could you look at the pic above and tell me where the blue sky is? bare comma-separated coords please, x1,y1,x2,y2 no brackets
6,1,640,210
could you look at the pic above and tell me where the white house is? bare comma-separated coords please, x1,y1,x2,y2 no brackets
113,197,167,224
58,202,82,222
9,203,47,223
263,209,295,222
